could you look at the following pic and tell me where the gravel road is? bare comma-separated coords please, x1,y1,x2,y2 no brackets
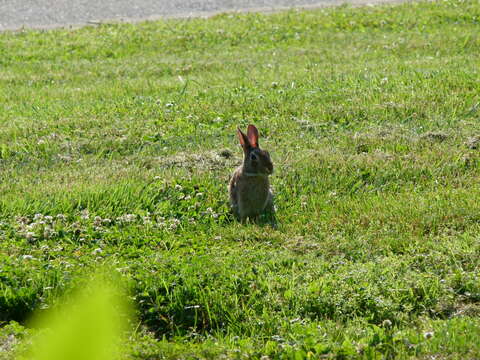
0,0,404,31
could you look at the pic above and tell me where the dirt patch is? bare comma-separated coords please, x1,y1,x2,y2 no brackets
452,302,480,318
466,135,480,150
420,131,449,143
157,149,239,172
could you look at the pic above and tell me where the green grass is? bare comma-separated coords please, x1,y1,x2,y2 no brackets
1,0,480,358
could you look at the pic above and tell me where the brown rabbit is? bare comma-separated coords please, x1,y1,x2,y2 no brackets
229,124,274,222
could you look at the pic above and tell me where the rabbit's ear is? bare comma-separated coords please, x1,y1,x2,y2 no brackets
237,128,251,152
247,124,259,148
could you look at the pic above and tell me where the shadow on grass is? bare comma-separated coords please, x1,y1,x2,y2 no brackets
228,208,278,229
255,210,278,229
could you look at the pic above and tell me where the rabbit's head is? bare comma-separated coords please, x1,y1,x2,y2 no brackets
237,125,273,176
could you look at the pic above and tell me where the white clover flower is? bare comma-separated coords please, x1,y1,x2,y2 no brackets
201,207,216,216
34,214,43,221
424,331,434,339
117,214,136,223
125,214,136,222
184,195,192,201
80,210,90,220
92,248,103,255
168,218,181,230
93,216,103,226
44,215,53,223
43,228,54,238
22,255,34,260
174,184,183,191
56,214,67,221
195,192,203,197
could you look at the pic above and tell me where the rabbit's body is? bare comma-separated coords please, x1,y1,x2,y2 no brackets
229,167,272,220
229,125,273,222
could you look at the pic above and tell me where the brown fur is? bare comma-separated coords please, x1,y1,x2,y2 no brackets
229,125,273,221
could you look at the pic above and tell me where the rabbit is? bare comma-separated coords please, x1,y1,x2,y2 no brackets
229,124,274,222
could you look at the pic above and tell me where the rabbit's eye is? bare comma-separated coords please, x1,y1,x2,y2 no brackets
250,153,258,161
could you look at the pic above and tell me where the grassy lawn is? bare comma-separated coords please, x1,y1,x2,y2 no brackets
1,0,480,358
